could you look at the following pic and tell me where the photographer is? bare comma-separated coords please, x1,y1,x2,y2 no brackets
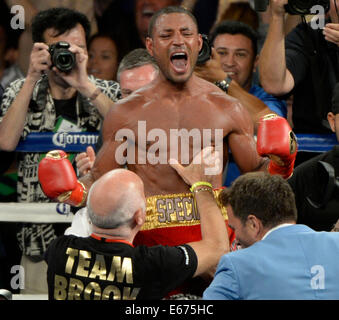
259,0,339,135
195,21,287,132
288,82,339,232
0,8,120,294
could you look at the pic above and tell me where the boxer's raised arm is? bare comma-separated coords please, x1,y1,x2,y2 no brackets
226,100,268,174
226,101,297,179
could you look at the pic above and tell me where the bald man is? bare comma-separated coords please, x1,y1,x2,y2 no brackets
44,147,228,300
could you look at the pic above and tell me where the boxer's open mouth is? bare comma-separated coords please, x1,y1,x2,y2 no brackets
170,52,188,74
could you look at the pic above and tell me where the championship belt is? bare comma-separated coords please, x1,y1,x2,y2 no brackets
133,189,236,248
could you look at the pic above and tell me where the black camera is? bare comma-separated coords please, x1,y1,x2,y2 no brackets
49,41,75,73
253,0,330,15
196,34,212,66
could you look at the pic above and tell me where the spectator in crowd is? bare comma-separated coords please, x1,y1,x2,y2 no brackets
195,20,287,131
0,7,120,294
5,0,98,75
203,171,339,300
75,48,159,177
259,0,339,135
87,33,120,81
287,83,339,232
45,147,229,300
116,48,159,98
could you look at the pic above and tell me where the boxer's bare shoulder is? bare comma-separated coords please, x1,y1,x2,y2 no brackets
194,77,254,135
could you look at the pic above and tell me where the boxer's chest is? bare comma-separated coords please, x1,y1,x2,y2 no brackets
131,95,222,132
125,98,224,160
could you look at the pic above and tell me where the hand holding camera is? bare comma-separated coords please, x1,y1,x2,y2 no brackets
27,40,89,88
26,42,51,83
195,47,227,83
49,41,90,92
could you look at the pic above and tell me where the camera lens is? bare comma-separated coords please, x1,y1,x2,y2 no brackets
55,51,75,72
49,41,75,73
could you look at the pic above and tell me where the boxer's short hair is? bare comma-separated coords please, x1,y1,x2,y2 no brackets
148,6,198,38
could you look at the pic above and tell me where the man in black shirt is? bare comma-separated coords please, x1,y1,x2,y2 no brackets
288,83,339,231
259,0,339,135
45,147,229,300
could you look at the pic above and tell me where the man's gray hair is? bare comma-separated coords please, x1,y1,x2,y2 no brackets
87,183,146,229
117,48,159,82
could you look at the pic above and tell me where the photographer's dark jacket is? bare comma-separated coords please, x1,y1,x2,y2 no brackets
288,145,339,231
0,75,120,259
285,21,339,134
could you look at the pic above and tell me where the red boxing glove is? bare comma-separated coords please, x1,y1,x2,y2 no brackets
38,150,87,206
257,114,298,179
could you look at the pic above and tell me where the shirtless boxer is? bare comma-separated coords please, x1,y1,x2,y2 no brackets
38,6,296,296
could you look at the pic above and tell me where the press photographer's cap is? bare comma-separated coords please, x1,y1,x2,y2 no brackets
332,82,339,115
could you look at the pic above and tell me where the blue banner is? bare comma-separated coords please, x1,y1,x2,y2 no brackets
295,133,337,152
15,132,99,152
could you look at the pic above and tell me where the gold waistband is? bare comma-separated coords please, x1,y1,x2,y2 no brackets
142,189,227,231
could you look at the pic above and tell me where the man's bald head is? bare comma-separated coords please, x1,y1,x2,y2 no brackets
87,169,146,230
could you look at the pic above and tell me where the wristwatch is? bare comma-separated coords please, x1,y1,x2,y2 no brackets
215,76,232,93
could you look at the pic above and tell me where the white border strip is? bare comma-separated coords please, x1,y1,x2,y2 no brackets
0,203,73,223
12,294,48,300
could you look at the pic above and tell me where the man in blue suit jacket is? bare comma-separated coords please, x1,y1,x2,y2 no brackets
203,172,339,300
